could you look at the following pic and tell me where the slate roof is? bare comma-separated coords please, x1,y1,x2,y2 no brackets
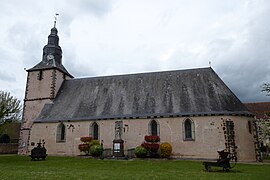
36,67,251,122
27,59,73,78
245,102,270,119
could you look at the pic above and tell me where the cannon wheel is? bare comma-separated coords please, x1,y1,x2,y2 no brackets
204,164,211,172
223,167,230,172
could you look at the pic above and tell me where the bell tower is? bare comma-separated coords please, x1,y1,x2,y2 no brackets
18,24,73,155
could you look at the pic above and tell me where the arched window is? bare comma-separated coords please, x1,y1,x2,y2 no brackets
149,120,160,136
90,122,99,140
183,119,195,140
56,123,66,143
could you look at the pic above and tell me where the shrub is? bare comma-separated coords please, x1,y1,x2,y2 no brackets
78,136,93,155
89,140,100,147
144,135,160,143
89,145,103,156
141,143,159,152
78,144,90,154
80,137,93,143
160,142,172,158
134,146,148,158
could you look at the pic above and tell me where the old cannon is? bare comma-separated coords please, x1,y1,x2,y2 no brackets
29,140,47,161
203,150,237,172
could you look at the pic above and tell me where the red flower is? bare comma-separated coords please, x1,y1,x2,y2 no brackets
144,135,160,143
80,137,93,143
141,142,159,151
78,144,90,152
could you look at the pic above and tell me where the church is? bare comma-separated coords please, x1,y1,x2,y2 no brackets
18,25,257,161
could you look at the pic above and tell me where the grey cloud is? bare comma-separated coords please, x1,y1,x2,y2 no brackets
0,71,16,82
213,5,270,102
59,0,114,26
79,0,114,16
158,8,177,26
7,22,43,67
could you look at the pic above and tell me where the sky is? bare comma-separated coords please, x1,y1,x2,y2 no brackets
0,0,269,103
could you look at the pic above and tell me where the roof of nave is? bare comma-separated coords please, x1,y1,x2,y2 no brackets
35,67,251,122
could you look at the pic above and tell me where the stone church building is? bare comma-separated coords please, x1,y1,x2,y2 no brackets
19,26,257,161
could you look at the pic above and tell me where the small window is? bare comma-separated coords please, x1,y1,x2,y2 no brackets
149,120,160,136
90,122,99,140
56,123,66,143
183,119,195,141
248,121,252,134
37,70,43,80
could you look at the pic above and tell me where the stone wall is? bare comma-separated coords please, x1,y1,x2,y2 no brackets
0,143,18,154
19,69,66,155
29,115,256,161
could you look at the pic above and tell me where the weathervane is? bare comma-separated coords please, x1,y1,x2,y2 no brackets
54,13,59,28
209,61,212,67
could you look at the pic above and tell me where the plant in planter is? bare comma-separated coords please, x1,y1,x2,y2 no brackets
160,142,172,158
142,135,160,157
134,146,148,158
78,136,93,155
78,144,90,154
80,137,93,143
90,145,103,157
89,140,100,147
144,135,160,143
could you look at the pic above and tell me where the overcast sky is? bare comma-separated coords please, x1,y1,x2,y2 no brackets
0,0,269,103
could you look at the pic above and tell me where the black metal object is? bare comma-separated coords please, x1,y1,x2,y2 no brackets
203,150,237,172
113,139,124,157
29,141,47,161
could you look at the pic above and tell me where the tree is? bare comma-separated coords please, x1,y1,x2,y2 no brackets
0,91,22,124
262,83,270,96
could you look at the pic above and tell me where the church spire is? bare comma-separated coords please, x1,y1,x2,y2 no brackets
27,18,73,78
42,26,62,65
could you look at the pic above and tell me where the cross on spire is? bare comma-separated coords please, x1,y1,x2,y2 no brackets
54,13,59,28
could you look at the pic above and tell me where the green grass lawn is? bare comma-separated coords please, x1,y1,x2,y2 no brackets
0,155,269,180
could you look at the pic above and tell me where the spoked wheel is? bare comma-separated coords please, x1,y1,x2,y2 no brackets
204,165,211,172
223,167,230,172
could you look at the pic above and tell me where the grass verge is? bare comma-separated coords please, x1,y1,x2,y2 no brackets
0,155,269,179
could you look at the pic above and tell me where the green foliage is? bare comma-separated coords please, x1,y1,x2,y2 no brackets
0,91,22,124
160,142,172,158
262,83,270,96
89,140,100,147
89,145,103,156
134,146,148,158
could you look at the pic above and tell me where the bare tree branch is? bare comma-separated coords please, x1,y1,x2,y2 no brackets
262,83,270,96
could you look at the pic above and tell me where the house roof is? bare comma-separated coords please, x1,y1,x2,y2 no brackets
36,67,251,122
244,102,270,119
0,122,20,140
